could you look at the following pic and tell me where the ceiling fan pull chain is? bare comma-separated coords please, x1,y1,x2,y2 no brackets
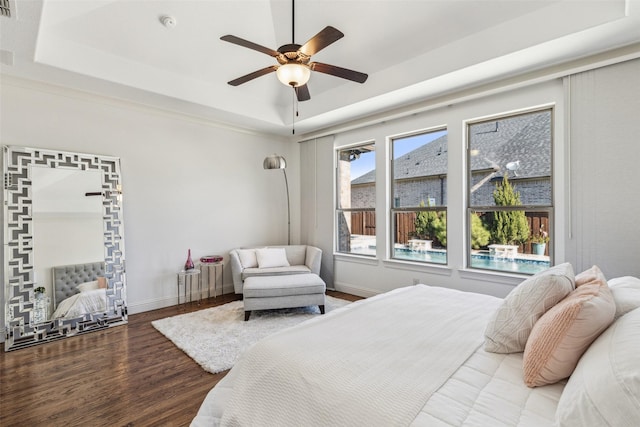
292,89,296,134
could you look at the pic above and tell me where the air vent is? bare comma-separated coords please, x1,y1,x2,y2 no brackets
0,0,11,18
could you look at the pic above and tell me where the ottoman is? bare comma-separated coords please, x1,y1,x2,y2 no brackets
242,273,326,321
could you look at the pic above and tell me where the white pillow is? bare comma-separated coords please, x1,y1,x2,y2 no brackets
555,307,640,426
77,280,100,292
484,262,575,353
256,247,290,269
608,276,640,320
237,249,258,268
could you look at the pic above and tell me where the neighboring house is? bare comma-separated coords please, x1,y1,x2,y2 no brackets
349,111,551,209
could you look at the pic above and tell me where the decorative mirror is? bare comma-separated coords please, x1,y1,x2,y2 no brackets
3,146,126,351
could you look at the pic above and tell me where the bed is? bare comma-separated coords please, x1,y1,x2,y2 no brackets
192,264,640,427
51,261,108,319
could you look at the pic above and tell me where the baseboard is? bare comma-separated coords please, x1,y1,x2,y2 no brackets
333,281,380,298
128,283,237,314
128,295,177,315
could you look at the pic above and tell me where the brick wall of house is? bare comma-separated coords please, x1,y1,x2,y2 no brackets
352,176,549,208
470,175,551,206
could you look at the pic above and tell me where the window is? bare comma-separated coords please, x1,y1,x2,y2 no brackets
391,129,448,264
336,143,376,255
467,109,553,274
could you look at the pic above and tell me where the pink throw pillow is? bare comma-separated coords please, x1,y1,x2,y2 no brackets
522,270,615,387
575,265,607,287
97,276,107,289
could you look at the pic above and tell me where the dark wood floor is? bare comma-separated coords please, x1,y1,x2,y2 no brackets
0,290,361,427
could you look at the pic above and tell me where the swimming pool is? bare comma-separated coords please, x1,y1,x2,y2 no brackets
392,248,550,275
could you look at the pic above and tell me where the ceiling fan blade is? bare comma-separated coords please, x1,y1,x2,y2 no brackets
298,26,344,57
228,66,278,86
220,35,280,57
295,84,311,102
310,62,368,83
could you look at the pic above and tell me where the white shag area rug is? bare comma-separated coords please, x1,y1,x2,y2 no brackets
152,296,350,374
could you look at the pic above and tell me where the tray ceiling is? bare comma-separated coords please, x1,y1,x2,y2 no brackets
1,0,639,137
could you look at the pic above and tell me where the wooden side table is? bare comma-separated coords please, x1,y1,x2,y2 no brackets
177,269,201,304
199,262,224,298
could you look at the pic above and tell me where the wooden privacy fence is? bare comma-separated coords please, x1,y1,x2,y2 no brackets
395,212,417,245
349,211,419,244
524,213,550,255
351,211,549,254
350,211,376,236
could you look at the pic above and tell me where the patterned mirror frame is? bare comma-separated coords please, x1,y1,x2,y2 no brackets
3,146,127,351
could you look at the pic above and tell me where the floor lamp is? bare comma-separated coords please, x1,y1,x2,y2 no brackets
263,154,290,245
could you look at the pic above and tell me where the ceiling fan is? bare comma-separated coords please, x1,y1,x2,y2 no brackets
220,1,368,102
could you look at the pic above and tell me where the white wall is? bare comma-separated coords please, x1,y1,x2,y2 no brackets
300,135,336,288
0,78,299,321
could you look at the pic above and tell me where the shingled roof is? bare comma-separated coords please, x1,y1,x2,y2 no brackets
352,111,551,185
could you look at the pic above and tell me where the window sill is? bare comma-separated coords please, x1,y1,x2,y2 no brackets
333,253,379,266
333,254,528,286
458,268,525,287
382,259,453,276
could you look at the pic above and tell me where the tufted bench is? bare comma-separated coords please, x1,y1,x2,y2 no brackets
242,273,326,321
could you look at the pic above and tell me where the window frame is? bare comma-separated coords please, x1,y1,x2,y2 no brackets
335,141,377,257
389,127,448,265
465,107,555,274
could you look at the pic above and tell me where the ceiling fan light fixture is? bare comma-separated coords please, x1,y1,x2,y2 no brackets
276,63,311,87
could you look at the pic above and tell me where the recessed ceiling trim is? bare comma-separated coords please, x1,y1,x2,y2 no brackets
4,0,639,137
297,41,640,142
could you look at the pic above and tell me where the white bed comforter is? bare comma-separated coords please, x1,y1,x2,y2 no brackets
52,288,107,319
215,285,502,426
194,285,567,426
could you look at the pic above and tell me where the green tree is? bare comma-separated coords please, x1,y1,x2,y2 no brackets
489,176,530,245
414,200,446,247
470,213,490,249
435,213,447,247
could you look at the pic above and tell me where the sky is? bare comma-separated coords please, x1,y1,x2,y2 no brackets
350,130,447,179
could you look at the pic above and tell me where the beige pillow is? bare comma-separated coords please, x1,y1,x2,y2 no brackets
608,276,640,320
555,307,640,426
522,273,615,387
484,262,575,353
